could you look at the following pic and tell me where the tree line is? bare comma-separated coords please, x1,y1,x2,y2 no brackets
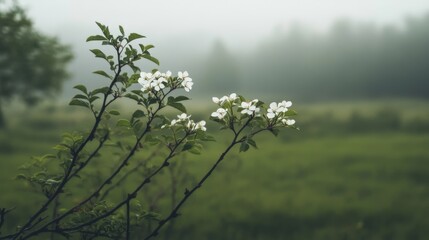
196,13,429,101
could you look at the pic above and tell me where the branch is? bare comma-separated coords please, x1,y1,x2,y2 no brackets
56,133,189,233
12,47,124,240
68,134,108,181
100,144,163,200
21,86,177,239
144,116,256,239
0,207,14,233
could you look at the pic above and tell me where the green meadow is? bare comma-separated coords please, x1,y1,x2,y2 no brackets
0,99,428,239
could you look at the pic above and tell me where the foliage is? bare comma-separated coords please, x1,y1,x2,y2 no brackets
192,14,429,101
0,0,72,127
0,23,297,240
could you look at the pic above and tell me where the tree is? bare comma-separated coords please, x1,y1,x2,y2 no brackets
0,0,73,128
202,40,240,94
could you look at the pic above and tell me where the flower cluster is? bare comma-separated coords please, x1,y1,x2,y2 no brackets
267,101,291,119
267,101,295,126
211,108,228,120
212,93,238,106
210,93,240,120
210,93,261,119
178,71,193,92
240,99,260,116
138,71,193,93
210,93,296,127
163,113,206,132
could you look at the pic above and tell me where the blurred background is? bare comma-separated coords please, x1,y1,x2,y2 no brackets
1,0,429,239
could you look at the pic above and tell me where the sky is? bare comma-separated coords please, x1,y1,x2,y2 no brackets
18,0,429,49
12,0,429,100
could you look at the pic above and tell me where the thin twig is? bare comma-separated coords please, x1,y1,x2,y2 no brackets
11,47,124,240
144,117,256,239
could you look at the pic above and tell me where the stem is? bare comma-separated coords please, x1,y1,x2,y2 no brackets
144,117,255,239
126,200,130,240
100,145,162,200
144,139,239,239
49,197,60,240
12,47,124,240
21,87,175,240
56,135,188,233
68,135,108,181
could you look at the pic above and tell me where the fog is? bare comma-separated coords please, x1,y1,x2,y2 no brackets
17,0,429,101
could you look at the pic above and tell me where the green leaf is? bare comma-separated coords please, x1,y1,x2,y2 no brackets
127,73,140,85
201,135,216,142
86,35,107,42
247,138,258,149
73,94,88,100
88,96,100,103
95,22,111,39
90,49,106,59
270,128,280,137
284,110,298,116
182,142,194,152
167,102,187,113
124,93,140,102
142,54,160,65
129,64,140,73
144,44,155,51
69,99,89,109
133,122,143,135
189,147,202,155
119,25,125,35
16,174,27,181
132,110,145,119
92,87,110,95
95,22,106,31
116,119,130,128
128,33,145,42
93,70,112,80
74,85,88,94
109,110,120,116
171,96,190,102
239,142,250,152
145,135,161,145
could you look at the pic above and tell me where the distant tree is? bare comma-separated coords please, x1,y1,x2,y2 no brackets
0,0,73,128
202,40,240,94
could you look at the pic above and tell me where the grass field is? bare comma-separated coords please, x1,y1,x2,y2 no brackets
0,100,428,239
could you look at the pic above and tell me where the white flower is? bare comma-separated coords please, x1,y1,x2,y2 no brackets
162,71,172,78
151,77,167,91
154,71,162,78
267,102,286,119
228,93,238,101
181,78,193,92
267,111,276,119
138,72,155,92
177,113,190,121
212,93,238,106
211,108,228,119
194,120,207,131
279,100,292,110
240,100,260,116
281,119,295,126
212,97,221,104
186,120,195,129
177,71,193,92
140,72,153,80
178,71,190,79
267,100,292,119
